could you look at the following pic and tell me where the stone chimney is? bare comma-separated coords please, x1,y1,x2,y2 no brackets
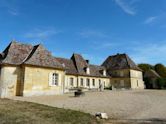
86,60,89,64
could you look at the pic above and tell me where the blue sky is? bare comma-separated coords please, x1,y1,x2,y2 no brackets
0,0,166,65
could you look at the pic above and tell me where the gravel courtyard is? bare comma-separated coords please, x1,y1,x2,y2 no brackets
11,90,166,123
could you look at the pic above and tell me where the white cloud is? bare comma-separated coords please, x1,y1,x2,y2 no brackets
144,16,158,24
0,0,20,16
114,0,137,15
8,9,19,16
24,28,61,39
92,42,122,50
130,43,166,64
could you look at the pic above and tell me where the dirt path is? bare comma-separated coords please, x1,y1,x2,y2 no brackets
10,90,166,122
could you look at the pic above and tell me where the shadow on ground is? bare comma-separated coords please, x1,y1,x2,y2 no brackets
106,118,166,124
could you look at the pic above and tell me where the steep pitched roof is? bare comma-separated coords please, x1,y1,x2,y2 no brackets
0,41,33,65
56,57,78,75
0,41,63,69
144,69,160,78
71,53,88,75
102,53,142,71
56,53,109,77
23,44,63,69
89,64,108,77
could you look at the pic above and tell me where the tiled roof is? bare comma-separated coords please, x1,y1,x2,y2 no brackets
23,44,63,69
56,54,109,78
71,53,88,75
89,64,108,77
144,69,160,78
102,53,142,71
56,57,78,75
0,41,33,65
0,41,63,69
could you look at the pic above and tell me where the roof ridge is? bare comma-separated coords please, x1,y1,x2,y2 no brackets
55,57,71,61
71,54,80,73
124,54,130,68
22,45,40,64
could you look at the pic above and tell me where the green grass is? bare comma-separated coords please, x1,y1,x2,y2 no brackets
0,99,99,124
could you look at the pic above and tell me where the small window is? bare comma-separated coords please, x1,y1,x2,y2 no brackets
120,71,124,77
52,73,58,86
103,81,105,88
92,79,95,86
86,78,90,86
137,80,139,87
80,78,84,86
99,79,101,84
70,78,74,86
120,80,124,86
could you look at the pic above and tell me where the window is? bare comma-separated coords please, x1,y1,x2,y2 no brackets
120,71,124,77
85,67,90,74
137,80,139,87
103,70,106,76
86,78,90,86
92,79,95,86
80,78,84,86
103,81,105,88
52,73,58,86
120,80,124,87
99,79,101,84
70,78,74,86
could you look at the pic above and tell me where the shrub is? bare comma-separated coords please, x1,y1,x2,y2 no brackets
156,78,166,89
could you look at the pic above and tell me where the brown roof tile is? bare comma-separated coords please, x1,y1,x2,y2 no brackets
0,41,33,65
102,53,142,71
56,57,78,75
57,53,109,77
23,44,63,69
144,69,160,78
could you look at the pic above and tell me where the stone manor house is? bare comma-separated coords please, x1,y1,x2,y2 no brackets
0,41,144,97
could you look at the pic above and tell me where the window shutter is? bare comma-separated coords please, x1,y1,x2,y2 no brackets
49,72,53,86
58,74,61,86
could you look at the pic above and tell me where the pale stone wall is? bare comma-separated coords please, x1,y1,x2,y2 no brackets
130,70,144,89
64,75,77,92
110,69,130,77
23,66,65,96
64,75,110,92
110,69,144,90
0,66,21,98
110,78,131,89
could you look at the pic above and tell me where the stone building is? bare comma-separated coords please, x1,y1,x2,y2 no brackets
0,41,144,97
144,69,160,89
102,54,144,89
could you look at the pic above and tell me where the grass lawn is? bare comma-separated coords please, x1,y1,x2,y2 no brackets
0,99,99,124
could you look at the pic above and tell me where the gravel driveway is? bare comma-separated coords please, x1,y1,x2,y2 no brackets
11,90,166,123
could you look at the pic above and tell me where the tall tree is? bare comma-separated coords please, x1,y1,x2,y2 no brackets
138,63,153,72
154,64,166,78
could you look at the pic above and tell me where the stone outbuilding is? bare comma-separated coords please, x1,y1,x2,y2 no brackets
144,69,160,89
0,41,144,97
102,54,144,89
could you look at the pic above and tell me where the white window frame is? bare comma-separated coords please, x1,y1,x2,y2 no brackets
52,73,58,86
70,77,74,86
80,78,84,86
92,79,95,86
86,78,90,86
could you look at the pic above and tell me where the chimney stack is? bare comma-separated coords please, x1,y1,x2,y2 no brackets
86,60,89,64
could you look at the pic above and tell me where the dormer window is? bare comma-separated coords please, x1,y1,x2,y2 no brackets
85,67,90,74
103,69,106,76
100,69,106,76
